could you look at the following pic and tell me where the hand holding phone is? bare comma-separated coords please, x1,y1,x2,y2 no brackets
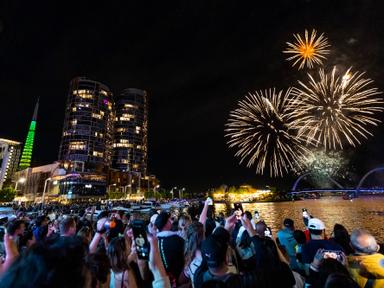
206,197,213,206
131,220,150,260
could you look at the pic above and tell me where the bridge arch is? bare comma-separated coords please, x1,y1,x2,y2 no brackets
356,166,384,193
291,172,344,192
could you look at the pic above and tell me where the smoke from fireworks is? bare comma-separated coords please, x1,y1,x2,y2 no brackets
284,29,330,70
225,88,310,177
291,67,384,150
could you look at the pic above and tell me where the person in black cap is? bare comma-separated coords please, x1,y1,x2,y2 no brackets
277,218,298,270
155,211,184,287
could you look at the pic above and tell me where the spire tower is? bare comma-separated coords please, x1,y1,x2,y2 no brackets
18,98,39,170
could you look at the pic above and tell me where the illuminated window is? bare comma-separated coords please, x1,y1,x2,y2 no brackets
124,103,137,109
135,126,141,134
116,128,128,133
63,131,72,136
72,107,77,112
120,139,129,143
73,89,93,99
100,90,108,96
137,145,142,149
100,111,105,116
92,151,103,157
77,103,90,108
69,141,86,150
133,164,139,169
120,159,129,164
113,143,134,148
92,113,102,119
71,119,77,126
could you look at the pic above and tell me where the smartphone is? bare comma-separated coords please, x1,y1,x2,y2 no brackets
254,211,260,220
234,202,243,213
322,250,344,262
131,220,150,260
206,197,213,206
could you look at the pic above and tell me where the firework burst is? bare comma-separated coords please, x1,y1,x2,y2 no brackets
291,67,384,150
284,29,330,70
225,88,311,177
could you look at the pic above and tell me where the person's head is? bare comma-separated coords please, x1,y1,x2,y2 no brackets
0,236,90,288
333,224,349,241
35,215,49,227
350,228,379,255
243,211,252,221
293,229,306,244
6,219,26,236
154,211,172,232
324,273,359,288
255,220,268,237
185,221,205,265
178,214,192,231
107,236,129,273
254,236,281,269
308,218,325,239
19,227,36,249
59,216,77,237
77,226,92,245
317,258,351,288
201,234,228,271
86,251,111,288
283,218,294,231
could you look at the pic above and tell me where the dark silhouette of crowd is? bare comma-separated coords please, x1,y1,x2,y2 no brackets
0,198,383,288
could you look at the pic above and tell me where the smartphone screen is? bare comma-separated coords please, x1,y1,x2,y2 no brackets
131,220,150,260
234,202,243,213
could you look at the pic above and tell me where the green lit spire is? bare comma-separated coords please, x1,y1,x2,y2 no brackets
19,99,39,170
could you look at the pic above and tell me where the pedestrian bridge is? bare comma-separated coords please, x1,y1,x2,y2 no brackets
289,166,384,197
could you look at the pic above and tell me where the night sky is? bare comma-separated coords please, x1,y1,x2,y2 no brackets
1,1,384,192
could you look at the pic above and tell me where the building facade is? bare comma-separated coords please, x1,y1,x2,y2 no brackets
112,88,148,175
59,77,114,173
0,138,22,189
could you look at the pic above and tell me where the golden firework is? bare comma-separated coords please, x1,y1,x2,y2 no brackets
284,29,330,70
291,67,384,149
225,88,311,177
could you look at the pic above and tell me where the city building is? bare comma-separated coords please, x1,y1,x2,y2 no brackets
18,99,39,170
112,88,148,175
57,77,115,197
14,161,107,202
58,77,115,173
0,138,22,189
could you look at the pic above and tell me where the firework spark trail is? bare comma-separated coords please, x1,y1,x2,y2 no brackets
225,88,311,177
283,29,330,70
291,67,384,150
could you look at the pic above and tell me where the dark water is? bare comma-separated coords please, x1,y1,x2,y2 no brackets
215,196,384,242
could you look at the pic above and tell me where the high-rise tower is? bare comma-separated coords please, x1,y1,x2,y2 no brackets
112,88,148,175
18,99,39,170
59,77,114,173
0,138,22,189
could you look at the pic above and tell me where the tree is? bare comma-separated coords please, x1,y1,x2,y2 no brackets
0,186,16,202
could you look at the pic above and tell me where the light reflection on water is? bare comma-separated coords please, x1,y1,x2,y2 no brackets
215,196,384,242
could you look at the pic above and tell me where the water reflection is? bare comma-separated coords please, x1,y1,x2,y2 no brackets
215,196,384,242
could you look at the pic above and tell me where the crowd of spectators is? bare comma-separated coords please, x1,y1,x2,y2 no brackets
0,198,383,288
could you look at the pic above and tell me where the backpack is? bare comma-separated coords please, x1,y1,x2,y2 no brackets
193,261,241,288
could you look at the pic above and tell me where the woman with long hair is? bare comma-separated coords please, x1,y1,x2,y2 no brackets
178,221,205,288
107,236,138,288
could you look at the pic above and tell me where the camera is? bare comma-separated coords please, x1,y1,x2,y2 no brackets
104,218,117,231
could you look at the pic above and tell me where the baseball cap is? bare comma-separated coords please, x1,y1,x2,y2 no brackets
308,218,325,230
201,234,227,268
283,218,294,228
154,211,171,231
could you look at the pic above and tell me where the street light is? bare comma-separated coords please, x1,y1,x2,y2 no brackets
171,187,177,199
42,177,52,206
154,184,160,199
